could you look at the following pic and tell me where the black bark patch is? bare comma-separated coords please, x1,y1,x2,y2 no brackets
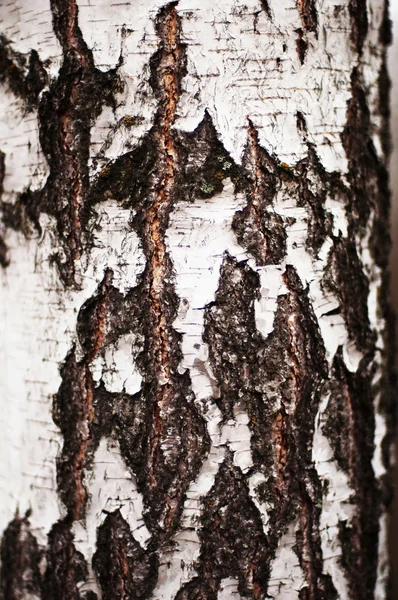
176,453,269,599
54,270,114,520
176,112,244,201
323,351,379,600
296,28,308,64
378,55,391,158
0,513,42,600
297,0,318,34
295,147,334,255
42,519,89,600
0,37,48,109
349,0,368,54
232,123,287,265
204,256,336,597
323,234,374,352
204,252,261,418
0,150,8,267
93,511,158,600
342,67,391,268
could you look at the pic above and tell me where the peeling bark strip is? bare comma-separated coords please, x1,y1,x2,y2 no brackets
0,0,394,599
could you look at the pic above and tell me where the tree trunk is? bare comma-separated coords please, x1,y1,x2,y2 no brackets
0,0,394,599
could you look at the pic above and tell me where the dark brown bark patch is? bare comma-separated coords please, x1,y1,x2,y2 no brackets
42,520,89,600
93,511,158,600
324,351,379,600
0,1,122,287
203,256,336,597
0,512,42,600
232,122,287,265
176,453,269,599
342,67,391,270
0,38,48,109
323,235,374,352
54,270,113,521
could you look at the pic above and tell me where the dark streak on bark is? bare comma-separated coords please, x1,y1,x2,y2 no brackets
323,235,374,353
260,0,272,19
349,0,368,54
116,2,209,544
297,0,318,34
0,151,8,267
0,512,42,600
342,67,390,260
324,351,379,600
296,28,308,65
93,511,158,600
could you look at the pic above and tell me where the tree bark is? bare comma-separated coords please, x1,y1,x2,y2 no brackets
0,0,394,599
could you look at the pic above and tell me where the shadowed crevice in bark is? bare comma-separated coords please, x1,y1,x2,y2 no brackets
324,351,379,600
0,512,42,600
93,511,158,600
202,255,337,598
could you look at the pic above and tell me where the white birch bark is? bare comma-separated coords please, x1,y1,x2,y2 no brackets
0,1,393,599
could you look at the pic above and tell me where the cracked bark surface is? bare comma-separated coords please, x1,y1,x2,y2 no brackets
0,0,395,599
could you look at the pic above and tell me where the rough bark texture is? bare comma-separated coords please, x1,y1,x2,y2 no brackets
0,0,394,599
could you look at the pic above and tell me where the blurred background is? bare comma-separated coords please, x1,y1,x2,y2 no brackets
388,0,398,591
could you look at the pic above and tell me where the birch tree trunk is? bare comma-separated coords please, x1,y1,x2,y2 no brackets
0,0,394,599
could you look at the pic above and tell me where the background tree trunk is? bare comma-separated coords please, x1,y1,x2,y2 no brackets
0,1,394,599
